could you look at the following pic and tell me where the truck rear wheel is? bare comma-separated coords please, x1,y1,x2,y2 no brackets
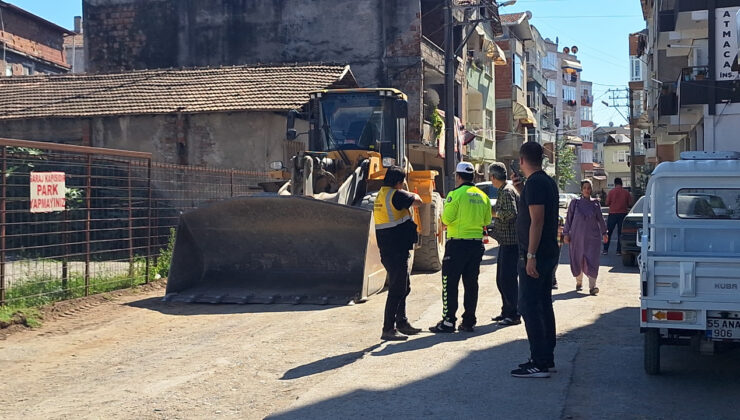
644,328,661,375
413,192,444,272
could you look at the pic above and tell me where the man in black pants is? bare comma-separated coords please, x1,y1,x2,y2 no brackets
488,162,521,326
429,162,491,333
374,166,423,341
510,142,559,378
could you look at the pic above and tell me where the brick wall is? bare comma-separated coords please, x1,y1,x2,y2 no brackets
0,5,69,70
84,0,178,73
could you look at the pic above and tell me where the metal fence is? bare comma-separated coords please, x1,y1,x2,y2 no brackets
0,138,273,307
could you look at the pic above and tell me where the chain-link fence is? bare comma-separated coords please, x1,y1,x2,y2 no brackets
0,138,273,307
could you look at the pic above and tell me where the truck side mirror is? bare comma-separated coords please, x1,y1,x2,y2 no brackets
286,110,299,141
394,99,408,119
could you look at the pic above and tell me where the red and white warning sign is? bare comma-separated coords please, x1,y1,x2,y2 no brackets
30,171,66,213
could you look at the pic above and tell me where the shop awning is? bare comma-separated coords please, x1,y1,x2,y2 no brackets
513,102,537,127
562,59,583,73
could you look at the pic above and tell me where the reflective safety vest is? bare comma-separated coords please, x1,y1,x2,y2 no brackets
374,186,412,230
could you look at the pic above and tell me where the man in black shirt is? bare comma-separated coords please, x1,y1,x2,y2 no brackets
509,142,559,378
374,166,423,341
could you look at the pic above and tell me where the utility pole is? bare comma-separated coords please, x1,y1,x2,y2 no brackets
444,0,457,193
602,87,637,201
627,88,637,202
442,0,511,193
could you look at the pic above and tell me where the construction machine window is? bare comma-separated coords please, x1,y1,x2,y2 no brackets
320,95,388,152
677,189,740,220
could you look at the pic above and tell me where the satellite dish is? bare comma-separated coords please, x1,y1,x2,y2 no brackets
571,46,579,54
563,47,570,54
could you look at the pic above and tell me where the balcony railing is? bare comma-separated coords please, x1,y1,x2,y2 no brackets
581,95,593,106
563,99,577,107
681,66,709,82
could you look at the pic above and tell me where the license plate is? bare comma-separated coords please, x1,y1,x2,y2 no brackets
706,318,740,340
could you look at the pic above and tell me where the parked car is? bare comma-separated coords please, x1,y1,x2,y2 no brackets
619,196,645,267
640,151,740,375
559,193,571,208
476,181,498,234
475,181,499,208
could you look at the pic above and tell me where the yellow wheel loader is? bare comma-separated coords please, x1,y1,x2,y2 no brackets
164,88,445,304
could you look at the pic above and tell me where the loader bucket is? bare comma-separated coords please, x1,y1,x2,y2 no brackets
163,195,386,305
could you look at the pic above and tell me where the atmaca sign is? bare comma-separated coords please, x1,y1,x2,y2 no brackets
30,171,66,213
716,7,740,80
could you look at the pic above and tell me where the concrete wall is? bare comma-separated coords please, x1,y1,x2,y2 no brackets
83,0,425,141
703,103,740,153
0,111,307,172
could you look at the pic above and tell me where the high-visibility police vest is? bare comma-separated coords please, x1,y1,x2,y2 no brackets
374,186,412,230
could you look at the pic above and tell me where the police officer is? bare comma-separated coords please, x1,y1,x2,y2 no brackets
430,162,491,333
374,166,423,341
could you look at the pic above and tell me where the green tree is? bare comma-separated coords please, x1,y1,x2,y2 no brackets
555,137,577,191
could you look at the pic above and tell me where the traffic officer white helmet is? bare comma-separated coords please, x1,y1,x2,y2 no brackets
456,162,475,174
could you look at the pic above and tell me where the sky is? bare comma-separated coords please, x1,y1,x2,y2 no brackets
7,0,644,127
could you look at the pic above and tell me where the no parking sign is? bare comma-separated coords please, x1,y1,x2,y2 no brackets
30,171,66,213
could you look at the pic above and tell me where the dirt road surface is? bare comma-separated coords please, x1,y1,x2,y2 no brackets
1,242,739,419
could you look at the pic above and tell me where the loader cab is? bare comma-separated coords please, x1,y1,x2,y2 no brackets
306,89,408,167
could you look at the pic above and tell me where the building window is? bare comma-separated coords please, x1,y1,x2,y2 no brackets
543,52,557,71
513,54,523,89
485,110,493,139
630,56,642,81
546,79,556,96
580,106,593,121
614,150,628,163
21,65,32,76
4,63,11,77
579,127,593,142
563,85,576,101
580,148,593,164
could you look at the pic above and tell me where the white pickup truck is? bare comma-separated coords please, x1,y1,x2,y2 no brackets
640,151,740,375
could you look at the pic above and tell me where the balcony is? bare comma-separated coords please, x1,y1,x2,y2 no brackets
563,99,577,108
678,66,710,107
658,83,678,117
581,95,593,106
527,64,545,87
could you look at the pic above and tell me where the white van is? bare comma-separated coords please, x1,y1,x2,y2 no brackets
640,151,740,375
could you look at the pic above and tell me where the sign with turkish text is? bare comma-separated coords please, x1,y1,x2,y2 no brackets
30,171,66,213
716,7,740,80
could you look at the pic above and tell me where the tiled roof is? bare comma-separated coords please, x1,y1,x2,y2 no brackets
0,64,356,120
500,12,526,24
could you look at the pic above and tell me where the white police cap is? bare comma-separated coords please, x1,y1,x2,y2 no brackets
456,161,475,174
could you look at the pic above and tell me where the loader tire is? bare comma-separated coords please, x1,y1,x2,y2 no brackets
413,192,444,272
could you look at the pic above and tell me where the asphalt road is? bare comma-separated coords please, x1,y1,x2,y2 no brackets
1,239,739,420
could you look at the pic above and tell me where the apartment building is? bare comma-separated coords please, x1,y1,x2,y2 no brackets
639,0,740,162
0,1,72,76
495,12,536,162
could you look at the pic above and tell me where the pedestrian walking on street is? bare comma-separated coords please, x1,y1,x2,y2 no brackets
487,162,521,326
429,162,491,334
374,166,424,341
563,180,608,296
603,178,633,256
509,142,559,378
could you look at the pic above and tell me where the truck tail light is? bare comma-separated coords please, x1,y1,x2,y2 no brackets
649,309,696,323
